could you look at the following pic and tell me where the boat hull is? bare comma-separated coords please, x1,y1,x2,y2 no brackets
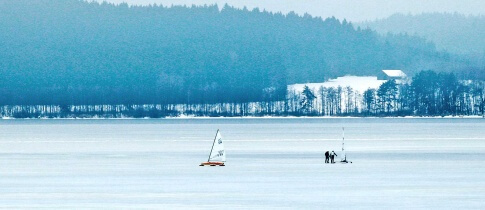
199,162,225,166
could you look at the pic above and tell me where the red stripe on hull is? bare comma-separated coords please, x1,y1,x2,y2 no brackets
199,162,225,166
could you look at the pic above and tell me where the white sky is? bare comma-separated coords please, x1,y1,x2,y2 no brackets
103,0,485,22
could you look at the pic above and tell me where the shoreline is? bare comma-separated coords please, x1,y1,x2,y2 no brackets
1,115,484,120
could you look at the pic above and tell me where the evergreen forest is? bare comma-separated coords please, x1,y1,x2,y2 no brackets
0,0,483,117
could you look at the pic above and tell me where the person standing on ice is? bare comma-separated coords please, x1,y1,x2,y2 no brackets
325,151,330,163
330,151,338,164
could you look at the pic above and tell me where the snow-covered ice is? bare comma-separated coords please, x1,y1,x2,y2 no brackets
0,118,484,209
288,75,387,94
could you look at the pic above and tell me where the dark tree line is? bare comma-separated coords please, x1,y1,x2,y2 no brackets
1,70,484,118
286,70,485,117
0,0,479,111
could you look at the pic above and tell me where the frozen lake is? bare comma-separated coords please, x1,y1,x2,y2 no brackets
1,118,484,209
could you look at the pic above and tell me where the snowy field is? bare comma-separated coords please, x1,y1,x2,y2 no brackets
1,118,484,209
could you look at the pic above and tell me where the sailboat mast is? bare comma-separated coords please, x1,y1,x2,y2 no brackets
342,127,346,161
208,129,219,162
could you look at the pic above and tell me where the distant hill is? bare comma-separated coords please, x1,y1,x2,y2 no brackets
357,13,485,57
0,0,478,105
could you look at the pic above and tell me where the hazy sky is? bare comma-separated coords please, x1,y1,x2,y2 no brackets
104,0,484,22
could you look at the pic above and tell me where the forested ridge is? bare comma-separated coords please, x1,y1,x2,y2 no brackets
357,13,485,81
0,0,476,105
0,0,482,118
358,13,485,56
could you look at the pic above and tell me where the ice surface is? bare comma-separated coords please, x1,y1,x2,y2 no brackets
0,118,484,209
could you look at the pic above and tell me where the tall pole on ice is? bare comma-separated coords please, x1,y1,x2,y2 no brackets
342,127,346,162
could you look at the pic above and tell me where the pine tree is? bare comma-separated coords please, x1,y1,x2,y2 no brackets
300,85,316,114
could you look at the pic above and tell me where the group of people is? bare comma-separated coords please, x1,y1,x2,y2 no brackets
325,150,338,164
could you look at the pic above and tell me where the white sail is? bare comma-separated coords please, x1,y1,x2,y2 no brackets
208,130,225,162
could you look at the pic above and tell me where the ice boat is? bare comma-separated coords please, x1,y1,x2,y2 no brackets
199,129,225,166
